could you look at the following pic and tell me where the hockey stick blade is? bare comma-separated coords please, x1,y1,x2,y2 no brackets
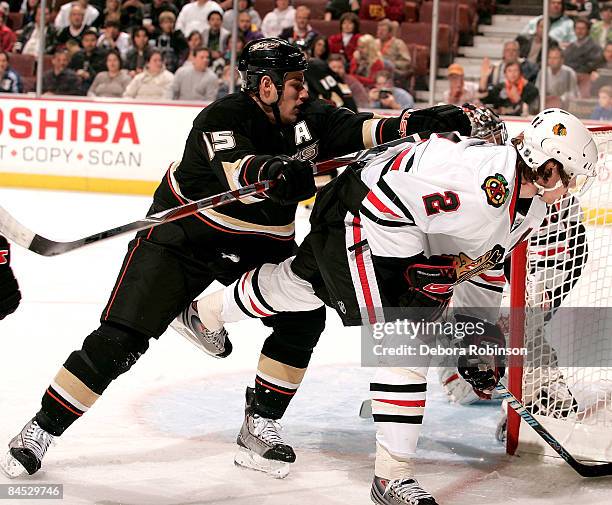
496,384,612,477
0,181,272,257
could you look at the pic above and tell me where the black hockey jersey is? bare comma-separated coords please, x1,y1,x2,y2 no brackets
153,91,406,242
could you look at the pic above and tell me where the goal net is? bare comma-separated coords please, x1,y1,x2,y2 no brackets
507,126,612,463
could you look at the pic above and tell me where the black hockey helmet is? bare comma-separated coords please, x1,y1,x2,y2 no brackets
238,38,308,96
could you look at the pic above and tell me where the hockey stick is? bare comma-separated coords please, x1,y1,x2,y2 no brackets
0,135,421,257
495,383,612,477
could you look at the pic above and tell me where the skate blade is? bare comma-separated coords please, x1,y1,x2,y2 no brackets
234,447,291,479
169,320,224,359
0,452,28,479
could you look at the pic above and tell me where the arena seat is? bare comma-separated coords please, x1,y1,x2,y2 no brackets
400,22,455,66
8,53,36,77
7,12,24,31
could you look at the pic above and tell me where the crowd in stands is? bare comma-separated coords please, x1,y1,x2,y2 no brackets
446,0,612,120
0,0,609,120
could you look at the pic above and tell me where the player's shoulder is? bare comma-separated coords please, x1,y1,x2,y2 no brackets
299,98,355,119
192,92,258,130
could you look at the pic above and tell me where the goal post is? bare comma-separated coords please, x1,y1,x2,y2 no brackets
507,126,612,463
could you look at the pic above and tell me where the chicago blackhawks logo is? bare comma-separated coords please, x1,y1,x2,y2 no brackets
451,245,505,284
481,173,509,208
552,123,567,136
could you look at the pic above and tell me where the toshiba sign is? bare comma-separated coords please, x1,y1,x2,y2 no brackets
0,96,202,194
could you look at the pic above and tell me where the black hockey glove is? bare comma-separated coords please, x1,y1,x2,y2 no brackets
260,156,316,206
399,104,472,138
0,235,21,320
456,314,506,397
399,254,457,321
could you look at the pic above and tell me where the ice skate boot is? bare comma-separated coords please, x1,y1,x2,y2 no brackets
0,418,54,478
234,387,295,479
371,476,438,505
170,301,232,358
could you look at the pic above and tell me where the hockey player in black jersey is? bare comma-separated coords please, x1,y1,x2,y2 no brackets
0,37,472,480
183,108,598,504
0,234,21,320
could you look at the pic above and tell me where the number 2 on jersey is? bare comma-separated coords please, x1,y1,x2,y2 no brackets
422,191,460,216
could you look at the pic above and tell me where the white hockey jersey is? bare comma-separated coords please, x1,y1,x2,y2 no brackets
350,133,545,322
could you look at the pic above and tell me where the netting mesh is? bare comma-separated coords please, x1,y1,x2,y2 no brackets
516,128,612,459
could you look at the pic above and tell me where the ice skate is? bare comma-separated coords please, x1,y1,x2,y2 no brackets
371,476,438,505
170,301,232,358
234,387,295,479
0,418,54,478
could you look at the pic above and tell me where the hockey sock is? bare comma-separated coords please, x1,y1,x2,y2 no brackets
254,353,307,419
374,442,414,480
252,307,325,419
371,368,428,458
36,324,149,436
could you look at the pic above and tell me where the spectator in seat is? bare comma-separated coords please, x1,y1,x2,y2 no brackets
150,10,187,73
121,0,145,30
564,0,599,21
261,0,295,39
15,4,57,55
223,0,261,33
591,85,612,120
171,46,218,101
328,53,368,108
479,41,538,91
123,48,173,99
70,28,108,93
521,0,575,48
0,50,22,93
98,0,121,28
56,4,91,47
141,0,178,33
183,31,204,67
516,17,559,67
376,18,412,84
591,3,612,49
55,0,100,31
42,48,83,95
280,5,317,49
368,69,413,109
124,26,151,77
203,10,229,62
536,45,578,108
328,12,361,66
325,0,360,21
20,0,38,26
0,9,16,51
349,33,384,87
176,0,223,38
359,0,404,23
443,63,479,106
310,35,329,61
591,42,612,96
238,10,263,43
97,19,131,60
481,61,539,116
87,49,131,96
564,18,603,74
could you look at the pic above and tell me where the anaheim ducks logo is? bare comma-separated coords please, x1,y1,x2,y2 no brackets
552,123,567,136
481,173,509,208
452,245,505,284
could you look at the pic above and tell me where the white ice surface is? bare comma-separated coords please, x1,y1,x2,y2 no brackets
1,188,611,505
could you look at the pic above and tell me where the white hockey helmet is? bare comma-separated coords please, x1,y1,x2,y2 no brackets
517,108,598,182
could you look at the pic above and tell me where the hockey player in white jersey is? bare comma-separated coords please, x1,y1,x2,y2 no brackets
181,109,598,504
